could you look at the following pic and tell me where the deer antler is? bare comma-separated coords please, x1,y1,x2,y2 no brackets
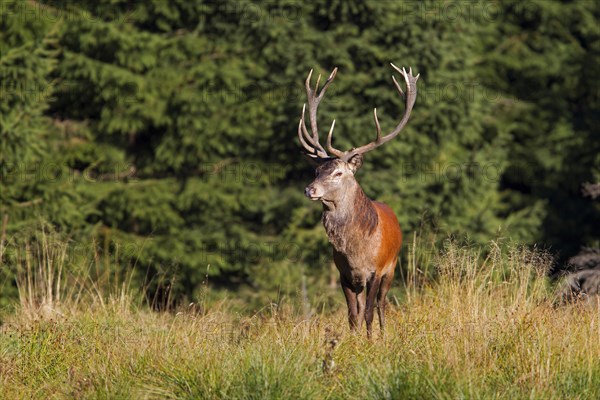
298,67,343,160
339,64,419,162
298,64,419,162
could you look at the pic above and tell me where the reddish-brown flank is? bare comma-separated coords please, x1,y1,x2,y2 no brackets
373,202,402,274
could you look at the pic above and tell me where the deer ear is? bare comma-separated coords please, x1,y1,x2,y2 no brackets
347,154,363,173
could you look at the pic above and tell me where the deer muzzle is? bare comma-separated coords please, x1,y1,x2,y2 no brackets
305,185,320,200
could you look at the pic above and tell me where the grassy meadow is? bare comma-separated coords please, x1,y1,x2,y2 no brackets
2,2,599,399
1,237,599,400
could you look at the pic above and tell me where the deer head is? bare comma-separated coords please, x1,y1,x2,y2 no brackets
299,64,419,204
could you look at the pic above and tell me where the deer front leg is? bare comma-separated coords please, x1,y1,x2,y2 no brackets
340,275,358,330
365,274,382,339
355,285,367,331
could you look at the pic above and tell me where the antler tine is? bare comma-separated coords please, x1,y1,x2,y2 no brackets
391,75,405,101
339,64,419,162
373,108,382,142
299,104,328,158
326,120,340,157
299,104,317,147
298,119,316,154
317,68,337,101
305,69,314,94
298,120,328,159
390,62,402,74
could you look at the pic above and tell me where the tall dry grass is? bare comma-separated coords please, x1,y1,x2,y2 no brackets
0,234,599,399
2,228,139,319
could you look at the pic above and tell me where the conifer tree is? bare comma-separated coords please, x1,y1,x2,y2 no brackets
1,0,598,304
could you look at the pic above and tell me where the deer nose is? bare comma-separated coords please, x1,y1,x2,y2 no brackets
305,186,316,198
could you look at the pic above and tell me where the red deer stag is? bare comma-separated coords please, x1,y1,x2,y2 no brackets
298,64,419,337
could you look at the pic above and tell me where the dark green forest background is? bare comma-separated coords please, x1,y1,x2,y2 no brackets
1,0,598,308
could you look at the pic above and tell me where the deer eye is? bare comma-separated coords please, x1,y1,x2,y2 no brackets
333,171,342,178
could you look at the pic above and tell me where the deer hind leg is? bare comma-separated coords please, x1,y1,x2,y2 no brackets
365,274,382,339
377,269,395,336
340,275,359,330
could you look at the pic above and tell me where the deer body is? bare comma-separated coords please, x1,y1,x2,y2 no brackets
306,158,402,335
298,64,418,337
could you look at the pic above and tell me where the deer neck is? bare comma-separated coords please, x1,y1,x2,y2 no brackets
322,181,378,254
